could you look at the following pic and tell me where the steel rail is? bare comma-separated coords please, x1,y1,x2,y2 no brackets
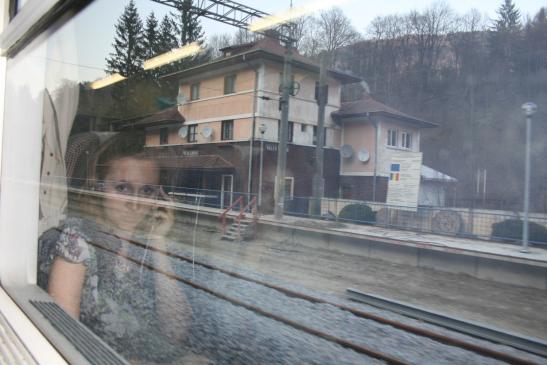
117,236,543,365
84,238,409,365
346,288,547,358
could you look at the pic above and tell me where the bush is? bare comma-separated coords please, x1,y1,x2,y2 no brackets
338,204,376,224
491,219,547,244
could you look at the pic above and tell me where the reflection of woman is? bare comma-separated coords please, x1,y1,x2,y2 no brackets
38,132,191,363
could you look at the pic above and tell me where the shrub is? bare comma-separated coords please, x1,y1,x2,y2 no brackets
338,204,376,224
491,219,547,244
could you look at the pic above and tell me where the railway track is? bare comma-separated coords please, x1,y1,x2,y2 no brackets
85,234,544,365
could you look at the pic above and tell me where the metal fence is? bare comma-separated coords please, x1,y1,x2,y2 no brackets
163,185,257,211
284,196,547,247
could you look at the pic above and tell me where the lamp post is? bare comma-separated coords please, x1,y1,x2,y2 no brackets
521,102,537,253
258,123,267,207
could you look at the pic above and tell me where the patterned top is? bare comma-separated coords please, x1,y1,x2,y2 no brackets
37,217,184,363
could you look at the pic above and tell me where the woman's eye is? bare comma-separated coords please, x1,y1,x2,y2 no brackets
141,185,157,197
115,183,129,193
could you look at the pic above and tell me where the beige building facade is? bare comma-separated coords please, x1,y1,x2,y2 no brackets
139,38,436,210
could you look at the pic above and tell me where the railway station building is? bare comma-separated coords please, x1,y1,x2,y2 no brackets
110,37,441,211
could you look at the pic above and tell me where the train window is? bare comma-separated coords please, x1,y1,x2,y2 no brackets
0,0,546,364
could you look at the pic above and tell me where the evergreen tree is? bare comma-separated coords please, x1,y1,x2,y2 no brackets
170,0,205,45
488,0,522,68
105,0,145,77
492,0,521,32
523,7,547,72
157,15,179,53
143,11,160,59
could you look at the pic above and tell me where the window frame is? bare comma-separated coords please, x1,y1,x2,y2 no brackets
223,74,236,95
314,81,329,104
159,127,169,145
187,124,197,143
190,82,200,101
401,131,412,149
221,119,234,141
313,126,327,146
387,129,398,147
278,120,294,143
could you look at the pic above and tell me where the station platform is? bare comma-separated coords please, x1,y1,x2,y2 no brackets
123,195,547,290
257,214,547,290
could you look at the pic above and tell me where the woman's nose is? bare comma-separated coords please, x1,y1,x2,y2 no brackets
125,194,141,211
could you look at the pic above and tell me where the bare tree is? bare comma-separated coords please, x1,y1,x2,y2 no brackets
300,7,360,64
207,33,232,59
406,2,455,94
448,9,487,73
232,28,259,45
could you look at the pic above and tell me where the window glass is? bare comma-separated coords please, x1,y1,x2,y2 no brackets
190,82,200,100
221,119,233,140
187,124,197,142
388,129,398,146
279,120,294,142
159,127,168,145
1,0,544,364
402,131,412,149
223,74,236,94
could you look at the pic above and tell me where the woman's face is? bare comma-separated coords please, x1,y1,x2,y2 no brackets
101,157,160,232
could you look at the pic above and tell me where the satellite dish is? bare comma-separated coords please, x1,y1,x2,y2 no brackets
178,125,188,138
358,148,370,162
201,127,213,139
340,144,354,159
177,92,187,106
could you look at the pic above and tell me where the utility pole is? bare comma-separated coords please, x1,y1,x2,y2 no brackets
274,44,293,219
521,102,537,253
311,54,327,216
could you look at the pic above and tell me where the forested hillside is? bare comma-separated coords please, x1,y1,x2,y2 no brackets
334,2,547,212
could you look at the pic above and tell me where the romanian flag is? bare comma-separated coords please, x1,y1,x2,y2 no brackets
390,163,400,181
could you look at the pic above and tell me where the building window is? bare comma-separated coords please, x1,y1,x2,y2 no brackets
387,129,398,146
301,124,306,132
221,120,234,140
288,122,294,142
190,83,200,101
313,126,327,146
285,177,294,200
275,176,295,200
159,127,168,145
401,131,412,149
278,121,294,143
187,124,197,142
314,81,329,103
224,74,236,94
278,72,296,95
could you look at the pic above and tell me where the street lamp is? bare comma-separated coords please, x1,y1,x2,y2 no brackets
258,123,268,207
520,102,537,253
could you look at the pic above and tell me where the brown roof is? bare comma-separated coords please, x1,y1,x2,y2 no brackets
165,38,362,85
332,94,437,128
113,106,185,130
147,153,234,170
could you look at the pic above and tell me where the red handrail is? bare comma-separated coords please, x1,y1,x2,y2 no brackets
235,197,257,236
219,196,244,234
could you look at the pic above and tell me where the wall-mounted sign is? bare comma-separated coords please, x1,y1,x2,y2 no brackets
265,143,289,152
182,150,198,156
386,152,422,211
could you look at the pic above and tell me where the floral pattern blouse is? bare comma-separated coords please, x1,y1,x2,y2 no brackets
38,217,184,363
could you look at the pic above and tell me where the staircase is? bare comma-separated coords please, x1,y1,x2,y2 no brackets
219,196,258,242
221,217,255,241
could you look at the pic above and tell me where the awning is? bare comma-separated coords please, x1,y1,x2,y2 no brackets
421,165,457,182
153,154,234,170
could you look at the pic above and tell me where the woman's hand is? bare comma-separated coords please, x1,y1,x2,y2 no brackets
149,187,174,240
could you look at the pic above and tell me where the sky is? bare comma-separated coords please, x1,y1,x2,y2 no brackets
61,0,546,82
